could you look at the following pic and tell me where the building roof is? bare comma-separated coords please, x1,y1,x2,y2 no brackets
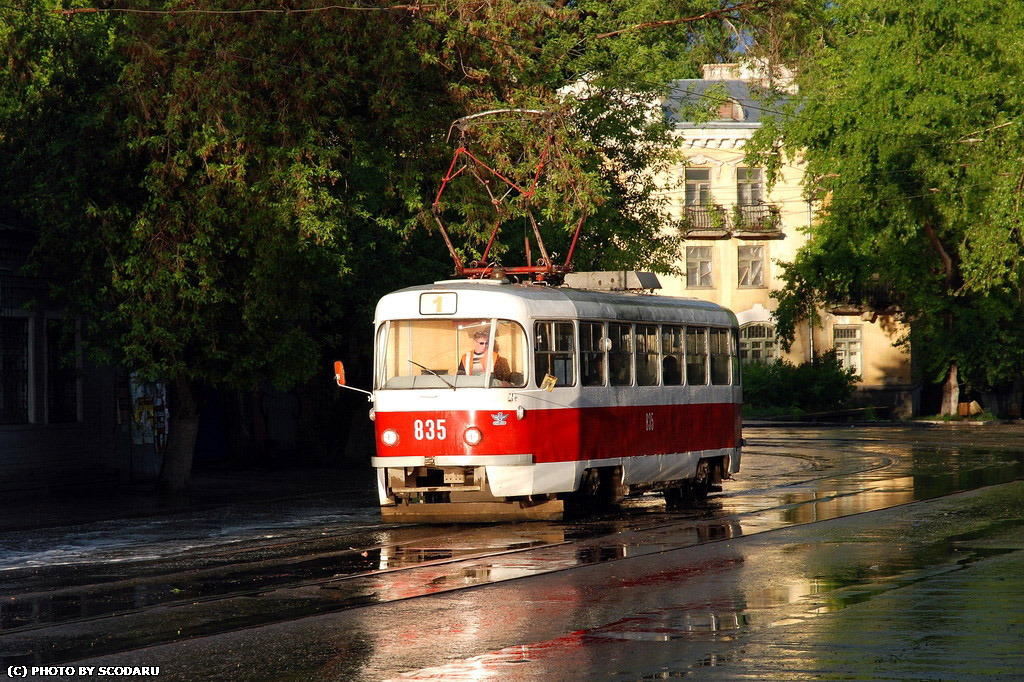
662,79,789,128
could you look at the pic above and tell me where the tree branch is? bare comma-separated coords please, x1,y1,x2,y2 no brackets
595,0,777,40
922,219,954,287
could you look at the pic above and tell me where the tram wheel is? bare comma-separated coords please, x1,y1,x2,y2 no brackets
663,484,686,509
690,459,712,499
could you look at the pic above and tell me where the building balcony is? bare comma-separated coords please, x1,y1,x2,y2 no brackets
681,203,784,240
828,280,901,315
732,204,783,238
682,204,730,238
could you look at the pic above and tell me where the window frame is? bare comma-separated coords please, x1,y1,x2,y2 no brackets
709,327,732,385
635,324,660,386
579,321,606,387
684,167,712,206
833,325,863,378
608,322,633,387
534,320,577,388
739,322,780,365
737,244,766,288
737,166,765,205
375,318,529,390
686,245,714,288
661,325,685,386
686,327,708,386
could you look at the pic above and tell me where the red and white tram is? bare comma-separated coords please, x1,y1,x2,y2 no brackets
362,277,742,522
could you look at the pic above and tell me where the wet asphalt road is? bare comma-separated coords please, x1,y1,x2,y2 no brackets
2,423,1023,680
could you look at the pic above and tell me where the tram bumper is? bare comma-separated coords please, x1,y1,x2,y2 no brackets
372,454,573,522
381,498,564,523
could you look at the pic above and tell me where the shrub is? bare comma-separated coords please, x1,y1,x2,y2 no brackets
742,350,857,412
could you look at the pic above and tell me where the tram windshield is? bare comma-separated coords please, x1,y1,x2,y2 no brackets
377,319,528,389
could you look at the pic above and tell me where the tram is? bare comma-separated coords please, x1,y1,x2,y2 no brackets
346,274,742,523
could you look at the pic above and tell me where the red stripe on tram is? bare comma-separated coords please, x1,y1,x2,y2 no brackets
373,402,739,463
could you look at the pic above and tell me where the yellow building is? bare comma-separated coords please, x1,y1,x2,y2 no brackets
658,64,915,416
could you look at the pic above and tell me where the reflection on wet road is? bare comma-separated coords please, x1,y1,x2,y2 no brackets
387,489,1024,681
2,424,1023,674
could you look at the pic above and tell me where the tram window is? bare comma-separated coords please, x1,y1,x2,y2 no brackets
580,321,606,387
535,321,575,387
732,328,741,386
636,325,659,386
609,323,633,386
710,328,731,385
661,325,684,385
379,319,527,389
686,327,708,385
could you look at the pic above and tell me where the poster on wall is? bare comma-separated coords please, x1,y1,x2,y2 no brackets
130,374,169,453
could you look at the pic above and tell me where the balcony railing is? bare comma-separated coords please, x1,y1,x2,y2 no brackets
681,203,783,238
682,205,729,235
828,280,901,314
734,204,782,234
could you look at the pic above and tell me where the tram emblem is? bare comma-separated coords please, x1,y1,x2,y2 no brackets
491,412,509,426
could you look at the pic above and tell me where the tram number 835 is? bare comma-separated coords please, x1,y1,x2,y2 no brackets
413,419,447,441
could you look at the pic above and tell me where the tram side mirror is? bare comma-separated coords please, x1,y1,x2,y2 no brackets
332,360,373,399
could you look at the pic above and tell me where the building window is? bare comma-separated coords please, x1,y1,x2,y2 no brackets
535,321,575,387
1,317,30,424
737,167,764,204
740,323,779,365
833,326,862,377
686,246,713,288
738,245,765,287
684,168,711,206
46,318,79,423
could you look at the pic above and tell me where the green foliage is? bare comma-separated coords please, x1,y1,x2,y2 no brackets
742,350,857,411
1,0,787,395
747,0,1024,393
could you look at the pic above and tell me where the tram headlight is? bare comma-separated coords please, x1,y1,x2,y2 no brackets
381,429,399,447
463,427,483,446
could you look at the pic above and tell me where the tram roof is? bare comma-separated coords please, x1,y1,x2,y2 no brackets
376,279,737,327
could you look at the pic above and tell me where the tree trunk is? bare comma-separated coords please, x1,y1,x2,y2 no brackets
157,374,201,493
939,362,960,416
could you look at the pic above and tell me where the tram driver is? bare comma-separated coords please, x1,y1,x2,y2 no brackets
458,331,513,383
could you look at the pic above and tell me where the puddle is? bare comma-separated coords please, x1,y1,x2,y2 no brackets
4,428,1024,669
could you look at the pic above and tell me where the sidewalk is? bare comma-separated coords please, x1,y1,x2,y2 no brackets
0,465,377,534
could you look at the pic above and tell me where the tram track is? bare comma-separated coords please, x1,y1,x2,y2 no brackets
5,427,1023,667
0,450,834,632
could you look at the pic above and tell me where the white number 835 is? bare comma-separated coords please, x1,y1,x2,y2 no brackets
413,419,446,441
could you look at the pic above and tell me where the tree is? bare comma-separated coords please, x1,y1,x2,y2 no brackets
1,0,790,490
749,0,1024,414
